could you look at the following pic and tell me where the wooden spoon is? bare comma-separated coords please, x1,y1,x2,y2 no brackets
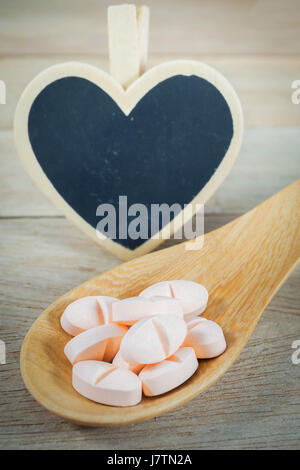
20,180,300,426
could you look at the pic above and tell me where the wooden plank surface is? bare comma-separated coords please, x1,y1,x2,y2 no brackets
1,0,300,56
1,55,300,129
0,0,300,450
0,217,299,449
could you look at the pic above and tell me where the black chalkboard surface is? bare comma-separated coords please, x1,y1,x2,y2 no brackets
28,74,233,250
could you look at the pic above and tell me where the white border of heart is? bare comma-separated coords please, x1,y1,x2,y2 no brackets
14,60,243,260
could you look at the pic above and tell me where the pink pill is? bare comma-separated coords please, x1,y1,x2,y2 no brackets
139,280,208,316
120,314,187,365
102,336,125,362
184,318,226,358
186,317,208,327
112,296,183,325
112,350,144,374
64,323,128,364
72,361,142,406
139,347,198,396
184,313,206,323
60,296,118,336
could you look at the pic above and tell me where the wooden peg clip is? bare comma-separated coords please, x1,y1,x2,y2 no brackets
108,4,149,88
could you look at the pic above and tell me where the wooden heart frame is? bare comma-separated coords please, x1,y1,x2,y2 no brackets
14,59,243,260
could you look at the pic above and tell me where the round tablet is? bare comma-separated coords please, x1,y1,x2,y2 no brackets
64,323,128,364
112,351,144,374
60,295,118,336
139,280,208,316
139,347,198,396
184,318,226,358
72,360,142,406
112,296,183,325
120,314,187,364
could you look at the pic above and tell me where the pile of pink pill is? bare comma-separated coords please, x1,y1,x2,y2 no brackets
60,280,226,407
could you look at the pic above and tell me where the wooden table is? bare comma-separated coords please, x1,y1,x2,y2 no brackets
0,0,300,450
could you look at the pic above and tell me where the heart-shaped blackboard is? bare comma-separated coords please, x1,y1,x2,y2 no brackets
15,61,243,259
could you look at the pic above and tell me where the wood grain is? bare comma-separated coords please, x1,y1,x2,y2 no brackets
108,5,149,88
1,0,300,449
1,0,300,56
1,215,300,448
19,181,300,426
2,55,300,129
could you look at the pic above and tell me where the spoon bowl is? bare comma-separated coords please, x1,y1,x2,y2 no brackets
20,181,300,426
